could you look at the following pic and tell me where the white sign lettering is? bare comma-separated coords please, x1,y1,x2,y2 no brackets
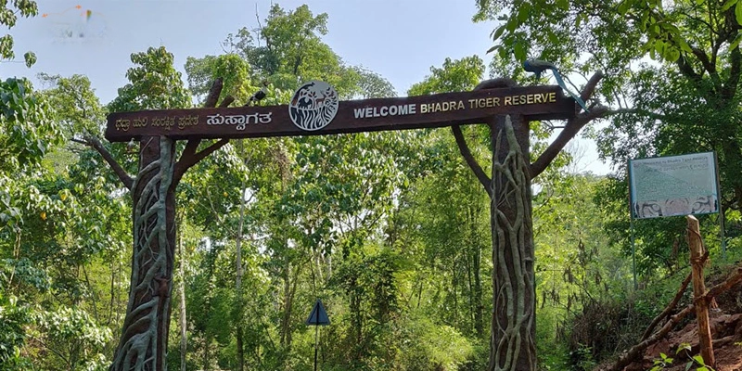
353,104,417,119
206,112,272,130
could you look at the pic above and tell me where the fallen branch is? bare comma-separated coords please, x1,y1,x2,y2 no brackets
706,267,742,298
714,334,740,347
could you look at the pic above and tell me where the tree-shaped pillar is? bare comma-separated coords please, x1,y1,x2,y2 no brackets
453,74,607,371
79,80,232,371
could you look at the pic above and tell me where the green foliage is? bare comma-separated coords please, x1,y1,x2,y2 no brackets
0,75,110,371
0,292,31,368
394,312,475,371
569,344,598,371
184,54,219,101
0,77,63,172
109,46,192,112
180,39,491,371
408,56,486,95
346,67,396,98
185,54,257,105
532,173,634,369
0,0,38,65
477,0,742,219
0,255,49,368
650,352,674,371
218,4,393,98
0,43,139,371
534,309,570,370
230,5,332,86
38,74,106,138
650,343,719,371
32,307,112,370
212,54,254,102
0,62,99,371
8,2,737,370
564,260,720,368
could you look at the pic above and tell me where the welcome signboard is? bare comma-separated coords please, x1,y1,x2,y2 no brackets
105,81,576,142
629,152,720,219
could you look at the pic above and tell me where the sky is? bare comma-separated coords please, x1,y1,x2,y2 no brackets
4,0,612,175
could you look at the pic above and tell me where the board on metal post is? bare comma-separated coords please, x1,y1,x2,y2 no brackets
627,152,722,289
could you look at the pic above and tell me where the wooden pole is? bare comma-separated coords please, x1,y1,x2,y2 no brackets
686,215,715,368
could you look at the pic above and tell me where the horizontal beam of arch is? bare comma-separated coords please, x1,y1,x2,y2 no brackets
105,85,575,142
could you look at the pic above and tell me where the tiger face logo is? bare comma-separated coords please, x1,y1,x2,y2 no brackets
632,195,718,219
288,81,339,131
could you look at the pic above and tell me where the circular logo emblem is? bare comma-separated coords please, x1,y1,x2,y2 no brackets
288,81,339,131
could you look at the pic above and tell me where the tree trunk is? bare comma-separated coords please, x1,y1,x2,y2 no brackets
109,259,117,326
452,260,459,325
235,147,247,371
470,204,485,337
486,115,536,371
279,261,299,351
178,222,188,371
203,333,210,371
466,241,475,331
110,136,177,371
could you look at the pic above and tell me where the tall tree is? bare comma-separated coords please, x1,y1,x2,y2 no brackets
183,52,255,371
408,56,490,339
0,75,62,368
217,4,392,98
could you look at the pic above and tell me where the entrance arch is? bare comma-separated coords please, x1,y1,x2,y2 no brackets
99,76,605,371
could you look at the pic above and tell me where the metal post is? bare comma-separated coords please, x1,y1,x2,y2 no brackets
713,152,726,261
630,216,637,290
314,308,319,371
628,159,638,290
719,208,727,261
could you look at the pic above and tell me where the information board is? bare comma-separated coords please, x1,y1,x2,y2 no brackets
629,152,720,219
